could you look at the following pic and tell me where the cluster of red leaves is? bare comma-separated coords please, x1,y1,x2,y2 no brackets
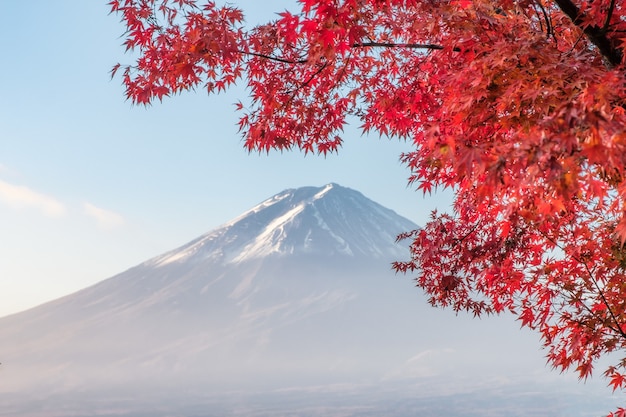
110,0,246,103
609,407,626,417
110,0,626,413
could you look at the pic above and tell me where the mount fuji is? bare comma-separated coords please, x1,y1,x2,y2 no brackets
0,184,610,416
0,184,421,389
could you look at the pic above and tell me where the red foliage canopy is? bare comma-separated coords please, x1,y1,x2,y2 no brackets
110,0,626,412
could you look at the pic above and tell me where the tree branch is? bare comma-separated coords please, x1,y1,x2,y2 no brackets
240,50,308,64
582,262,626,340
241,42,452,66
603,0,617,33
534,224,626,341
352,42,445,50
553,0,623,66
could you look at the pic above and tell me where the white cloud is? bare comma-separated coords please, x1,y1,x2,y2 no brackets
83,202,125,230
0,180,66,217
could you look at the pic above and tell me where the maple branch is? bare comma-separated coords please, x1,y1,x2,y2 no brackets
352,42,445,50
553,0,623,66
604,0,617,33
455,223,481,244
287,61,329,102
240,42,454,66
531,224,626,338
534,0,555,41
240,50,308,64
581,262,626,340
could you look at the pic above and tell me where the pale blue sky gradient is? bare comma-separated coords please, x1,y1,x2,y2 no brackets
0,1,452,317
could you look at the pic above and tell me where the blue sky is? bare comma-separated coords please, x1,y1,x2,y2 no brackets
0,1,452,317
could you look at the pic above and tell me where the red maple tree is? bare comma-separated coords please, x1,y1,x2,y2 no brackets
110,0,626,412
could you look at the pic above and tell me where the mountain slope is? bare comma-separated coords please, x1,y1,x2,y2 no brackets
0,183,572,416
0,184,424,390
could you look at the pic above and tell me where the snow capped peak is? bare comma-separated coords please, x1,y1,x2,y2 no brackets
149,184,417,267
313,182,335,199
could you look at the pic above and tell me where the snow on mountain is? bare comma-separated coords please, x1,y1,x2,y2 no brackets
150,183,417,266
